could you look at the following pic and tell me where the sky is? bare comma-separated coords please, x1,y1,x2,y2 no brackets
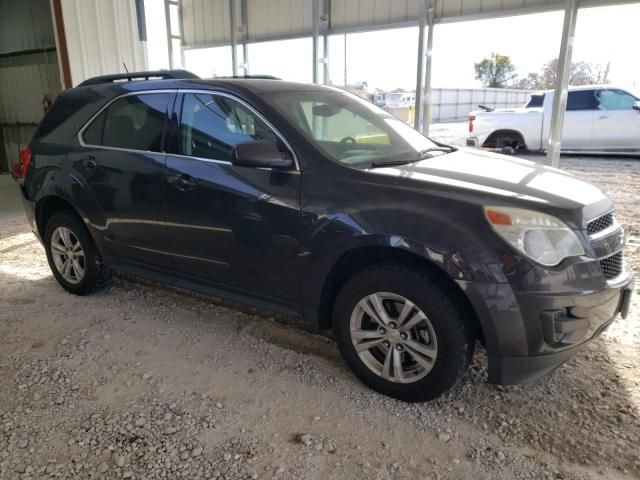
144,1,640,93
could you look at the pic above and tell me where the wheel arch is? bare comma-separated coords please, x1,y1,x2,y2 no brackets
35,195,98,250
482,129,526,150
316,245,485,346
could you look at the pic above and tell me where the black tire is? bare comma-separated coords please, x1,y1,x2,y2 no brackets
44,210,111,295
333,262,474,402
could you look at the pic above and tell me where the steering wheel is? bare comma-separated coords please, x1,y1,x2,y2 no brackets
339,136,357,145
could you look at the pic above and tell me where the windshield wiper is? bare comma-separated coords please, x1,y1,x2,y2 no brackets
369,159,418,168
415,146,457,159
366,146,457,168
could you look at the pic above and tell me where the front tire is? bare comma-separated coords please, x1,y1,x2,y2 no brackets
44,210,111,295
333,262,474,402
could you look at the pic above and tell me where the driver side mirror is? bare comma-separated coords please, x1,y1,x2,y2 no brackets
633,101,640,111
232,140,294,170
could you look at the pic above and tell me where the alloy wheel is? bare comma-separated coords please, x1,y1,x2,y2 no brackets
51,226,85,284
349,292,438,383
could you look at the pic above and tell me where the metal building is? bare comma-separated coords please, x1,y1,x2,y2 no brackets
0,0,60,172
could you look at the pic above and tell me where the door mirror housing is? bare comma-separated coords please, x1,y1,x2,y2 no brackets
232,140,294,170
633,101,640,111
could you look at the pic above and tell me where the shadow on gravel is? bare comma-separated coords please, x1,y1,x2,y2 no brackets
109,271,640,476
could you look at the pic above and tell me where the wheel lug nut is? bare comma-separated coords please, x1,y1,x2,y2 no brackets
388,322,396,329
383,341,390,348
400,333,407,340
396,344,404,351
378,327,386,335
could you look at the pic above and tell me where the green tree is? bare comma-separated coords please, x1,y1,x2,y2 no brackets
474,53,517,88
518,58,612,90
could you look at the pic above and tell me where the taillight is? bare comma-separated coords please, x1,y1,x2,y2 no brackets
468,115,475,133
12,146,32,181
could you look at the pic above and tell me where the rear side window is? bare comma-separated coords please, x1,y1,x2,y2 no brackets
178,92,283,162
525,94,544,108
566,90,599,111
82,93,170,152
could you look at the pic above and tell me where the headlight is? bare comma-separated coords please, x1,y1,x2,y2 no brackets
483,206,584,266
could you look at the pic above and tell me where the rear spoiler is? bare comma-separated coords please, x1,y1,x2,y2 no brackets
77,69,199,87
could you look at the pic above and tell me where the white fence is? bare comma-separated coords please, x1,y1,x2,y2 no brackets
430,88,532,123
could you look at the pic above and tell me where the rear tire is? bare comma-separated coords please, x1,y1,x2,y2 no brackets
333,262,474,402
44,210,111,295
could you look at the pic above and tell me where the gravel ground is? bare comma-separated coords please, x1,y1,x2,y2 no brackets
0,146,639,480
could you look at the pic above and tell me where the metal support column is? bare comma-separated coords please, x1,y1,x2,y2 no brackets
312,0,320,83
322,0,330,84
164,0,174,68
421,1,435,135
414,0,427,131
230,0,239,76
241,0,249,74
343,34,348,86
165,0,185,68
546,0,579,167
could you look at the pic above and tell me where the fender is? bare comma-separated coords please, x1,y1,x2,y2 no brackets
299,213,526,357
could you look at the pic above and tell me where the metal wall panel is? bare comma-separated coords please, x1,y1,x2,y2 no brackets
0,51,61,123
182,0,232,46
0,0,56,54
60,0,147,85
429,87,532,122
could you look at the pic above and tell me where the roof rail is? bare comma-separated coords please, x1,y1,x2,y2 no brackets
77,69,199,87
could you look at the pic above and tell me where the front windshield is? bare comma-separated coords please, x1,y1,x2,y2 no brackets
270,90,441,167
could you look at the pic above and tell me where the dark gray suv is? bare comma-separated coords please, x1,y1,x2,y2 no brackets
13,70,634,402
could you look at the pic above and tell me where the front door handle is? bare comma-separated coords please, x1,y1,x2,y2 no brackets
597,115,609,120
81,156,97,169
167,174,197,191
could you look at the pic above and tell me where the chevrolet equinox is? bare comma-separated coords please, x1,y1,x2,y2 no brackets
13,70,634,402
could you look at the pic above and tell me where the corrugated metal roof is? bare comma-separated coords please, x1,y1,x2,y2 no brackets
182,0,233,46
182,0,636,47
246,0,312,40
331,0,420,30
0,0,57,55
60,0,147,86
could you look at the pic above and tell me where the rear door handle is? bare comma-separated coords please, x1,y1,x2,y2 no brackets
167,174,197,191
597,115,609,120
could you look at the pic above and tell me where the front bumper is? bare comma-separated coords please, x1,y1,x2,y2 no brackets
490,280,632,384
459,265,634,385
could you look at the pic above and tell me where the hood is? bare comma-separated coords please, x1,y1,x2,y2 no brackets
368,148,609,213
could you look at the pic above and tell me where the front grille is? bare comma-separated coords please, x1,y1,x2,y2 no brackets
600,252,624,280
587,213,614,235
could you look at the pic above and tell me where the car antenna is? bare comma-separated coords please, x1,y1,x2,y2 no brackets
123,62,129,73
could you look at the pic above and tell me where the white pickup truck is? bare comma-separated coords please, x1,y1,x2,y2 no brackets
467,85,640,154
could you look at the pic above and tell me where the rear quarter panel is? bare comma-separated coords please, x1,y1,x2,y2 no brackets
26,142,109,254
